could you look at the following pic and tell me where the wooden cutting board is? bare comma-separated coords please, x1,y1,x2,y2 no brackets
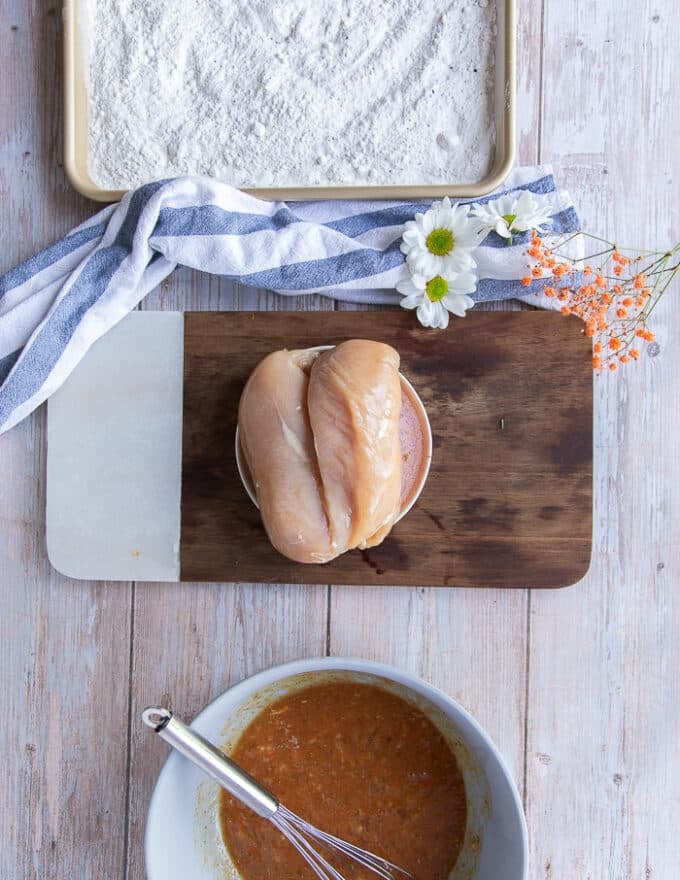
180,311,592,588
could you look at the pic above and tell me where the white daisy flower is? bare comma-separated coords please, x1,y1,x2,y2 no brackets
397,271,477,330
470,190,553,242
400,197,484,278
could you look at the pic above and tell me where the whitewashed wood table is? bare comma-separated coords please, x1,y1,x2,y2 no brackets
1,1,678,878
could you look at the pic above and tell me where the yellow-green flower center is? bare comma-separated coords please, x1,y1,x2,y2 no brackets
426,228,455,256
425,276,449,302
502,213,517,229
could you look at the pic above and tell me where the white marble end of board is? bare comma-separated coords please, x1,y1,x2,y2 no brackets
46,312,184,581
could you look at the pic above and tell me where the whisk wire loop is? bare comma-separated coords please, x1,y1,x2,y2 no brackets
274,804,413,880
271,810,346,880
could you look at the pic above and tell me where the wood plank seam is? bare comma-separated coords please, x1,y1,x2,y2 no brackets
122,581,136,880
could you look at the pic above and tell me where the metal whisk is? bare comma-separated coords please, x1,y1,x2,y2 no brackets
142,707,413,880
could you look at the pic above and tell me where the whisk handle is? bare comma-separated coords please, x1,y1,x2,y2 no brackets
142,707,279,818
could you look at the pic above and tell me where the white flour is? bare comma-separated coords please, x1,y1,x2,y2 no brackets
86,0,497,190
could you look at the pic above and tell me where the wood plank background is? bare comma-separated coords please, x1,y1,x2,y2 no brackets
0,1,678,879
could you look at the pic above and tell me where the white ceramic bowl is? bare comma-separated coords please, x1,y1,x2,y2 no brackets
235,345,433,524
145,658,528,880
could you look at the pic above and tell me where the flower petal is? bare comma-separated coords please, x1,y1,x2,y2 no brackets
454,223,485,248
396,278,419,297
443,293,475,317
500,194,517,215
448,271,478,295
416,298,437,328
402,227,423,246
470,204,493,223
408,273,428,291
409,251,440,277
400,292,423,310
441,251,476,274
434,303,450,329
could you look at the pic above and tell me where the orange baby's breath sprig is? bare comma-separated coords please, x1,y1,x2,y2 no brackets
524,231,679,371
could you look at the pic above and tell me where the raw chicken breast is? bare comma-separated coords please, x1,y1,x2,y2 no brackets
307,341,402,551
237,350,333,563
237,341,402,563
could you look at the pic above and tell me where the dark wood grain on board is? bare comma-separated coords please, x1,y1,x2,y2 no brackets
180,311,592,587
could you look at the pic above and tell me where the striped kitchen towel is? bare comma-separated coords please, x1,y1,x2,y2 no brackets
0,165,580,435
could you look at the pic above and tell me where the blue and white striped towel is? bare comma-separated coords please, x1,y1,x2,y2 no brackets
0,165,580,435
